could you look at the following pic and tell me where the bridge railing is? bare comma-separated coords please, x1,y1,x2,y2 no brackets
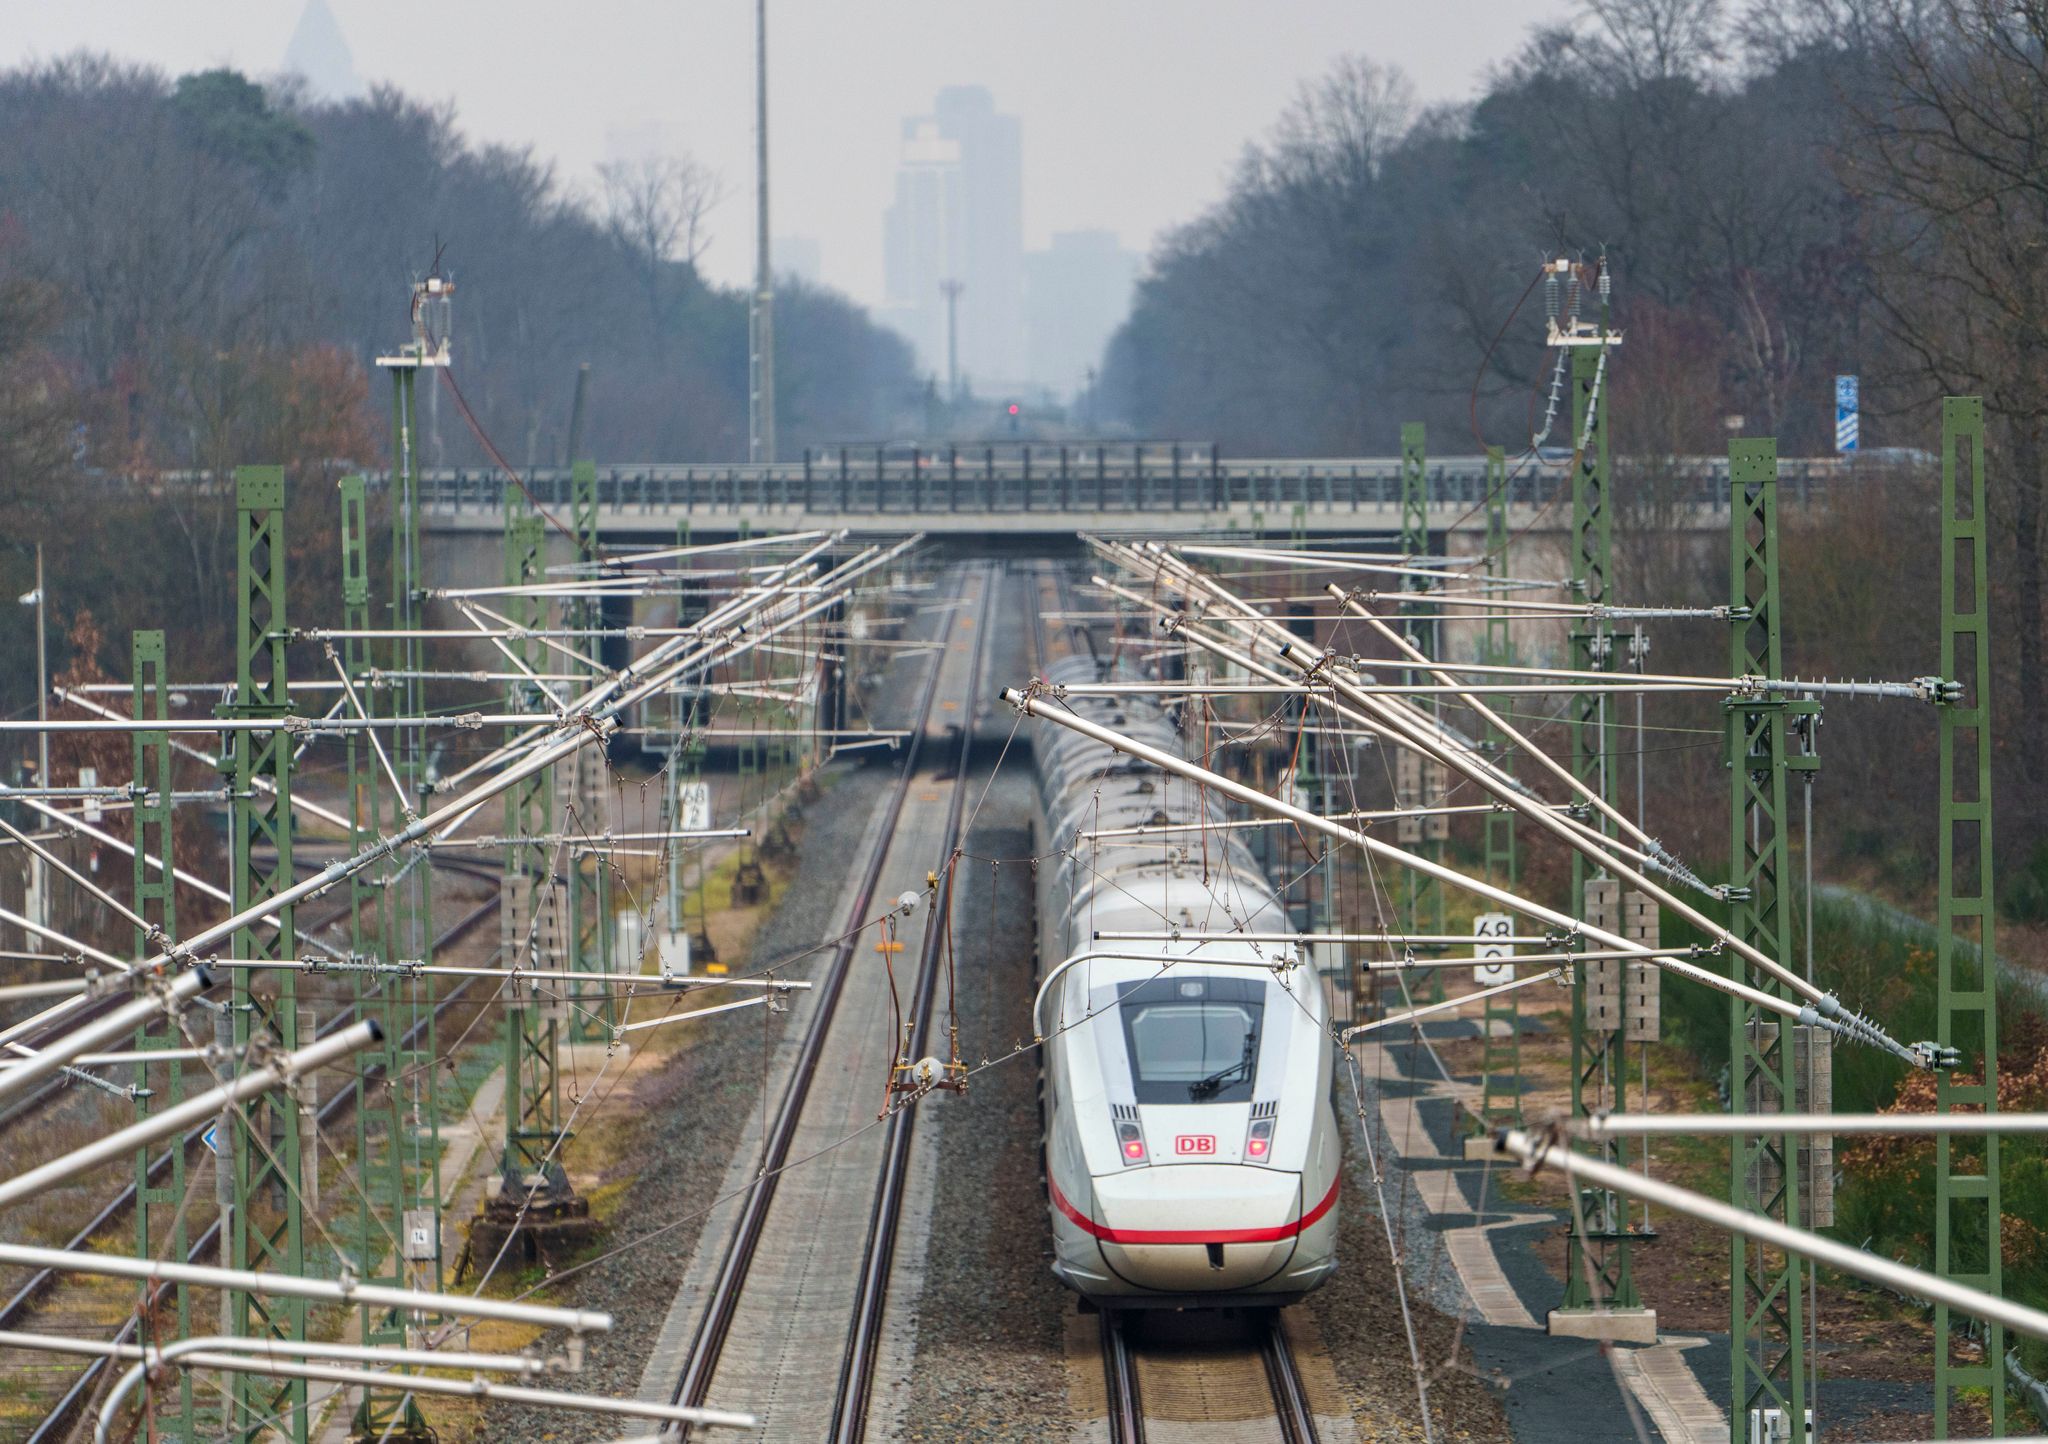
410,451,1854,518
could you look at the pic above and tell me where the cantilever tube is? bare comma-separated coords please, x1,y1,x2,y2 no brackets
1495,1126,2048,1345
0,1239,610,1334
0,1020,379,1209
91,1339,753,1441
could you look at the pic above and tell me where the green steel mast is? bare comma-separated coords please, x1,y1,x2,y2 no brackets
1479,445,1521,1128
567,459,614,1040
1397,422,1446,999
222,465,308,1444
1934,396,2005,1437
131,628,194,1442
340,471,436,1444
1725,437,1813,1443
499,503,568,1198
1560,287,1642,1320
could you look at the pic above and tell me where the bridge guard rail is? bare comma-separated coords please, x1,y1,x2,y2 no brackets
408,452,1851,519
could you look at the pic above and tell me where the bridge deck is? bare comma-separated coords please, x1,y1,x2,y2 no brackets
411,452,1850,537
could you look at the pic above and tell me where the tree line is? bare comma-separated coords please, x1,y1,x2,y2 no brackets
0,56,921,717
1103,0,2048,894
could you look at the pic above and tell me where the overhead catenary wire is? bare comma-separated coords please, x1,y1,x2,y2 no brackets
1120,545,1924,1056
1000,685,1911,1060
0,546,906,1102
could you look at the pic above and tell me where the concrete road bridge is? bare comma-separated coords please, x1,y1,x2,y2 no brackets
413,443,1853,546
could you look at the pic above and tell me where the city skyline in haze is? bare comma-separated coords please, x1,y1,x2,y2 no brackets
883,85,1026,391
4,1,1577,317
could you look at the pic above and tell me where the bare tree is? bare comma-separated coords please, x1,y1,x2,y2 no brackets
1840,0,2048,792
597,154,722,351
1580,0,1730,83
1262,56,1415,195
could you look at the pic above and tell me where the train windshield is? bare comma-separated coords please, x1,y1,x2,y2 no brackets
1116,975,1265,1105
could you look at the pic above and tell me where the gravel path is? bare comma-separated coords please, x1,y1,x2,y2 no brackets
1310,1072,1517,1444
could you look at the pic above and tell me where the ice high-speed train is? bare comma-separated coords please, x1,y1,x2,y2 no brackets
1031,654,1340,1308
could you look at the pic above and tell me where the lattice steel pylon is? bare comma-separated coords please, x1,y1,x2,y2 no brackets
566,459,614,1040
1556,313,1638,1319
1479,446,1521,1128
665,518,714,971
383,363,443,1314
1726,438,1813,1443
1397,422,1446,1001
385,360,435,986
1560,307,1644,1320
131,628,194,1443
339,473,436,1444
222,465,308,1444
1934,396,2006,1438
499,504,569,1196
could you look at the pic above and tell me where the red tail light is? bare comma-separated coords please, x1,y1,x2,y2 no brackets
1245,1117,1274,1162
1116,1120,1147,1165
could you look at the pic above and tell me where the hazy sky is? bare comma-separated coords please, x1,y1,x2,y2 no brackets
5,1,1577,306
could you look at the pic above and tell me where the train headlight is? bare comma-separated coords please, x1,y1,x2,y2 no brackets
1116,1120,1147,1164
1245,1117,1274,1161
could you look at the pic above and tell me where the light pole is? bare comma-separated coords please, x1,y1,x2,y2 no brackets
747,0,777,464
941,278,964,404
17,545,47,948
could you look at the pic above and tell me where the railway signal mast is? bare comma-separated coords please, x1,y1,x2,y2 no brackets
1547,256,1654,1340
357,280,458,1444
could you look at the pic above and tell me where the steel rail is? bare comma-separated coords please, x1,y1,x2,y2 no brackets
1260,1312,1322,1444
1042,570,1313,1444
668,564,952,1430
831,562,997,1442
1101,1312,1143,1444
1095,1310,1315,1444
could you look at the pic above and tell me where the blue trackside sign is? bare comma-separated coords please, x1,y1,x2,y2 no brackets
1836,374,1859,453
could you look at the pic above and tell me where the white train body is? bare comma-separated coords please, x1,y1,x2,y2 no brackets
1032,656,1340,1308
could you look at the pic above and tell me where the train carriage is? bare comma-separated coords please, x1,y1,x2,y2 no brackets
1031,655,1340,1308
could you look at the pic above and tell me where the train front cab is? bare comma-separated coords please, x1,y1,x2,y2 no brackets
1046,960,1338,1308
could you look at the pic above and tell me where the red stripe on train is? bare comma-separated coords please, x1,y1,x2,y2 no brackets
1049,1173,1338,1245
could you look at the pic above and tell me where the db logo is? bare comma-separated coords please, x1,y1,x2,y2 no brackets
1174,1135,1216,1155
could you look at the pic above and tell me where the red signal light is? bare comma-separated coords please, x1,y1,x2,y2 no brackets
1116,1119,1146,1164
1245,1117,1274,1162
1008,403,1020,415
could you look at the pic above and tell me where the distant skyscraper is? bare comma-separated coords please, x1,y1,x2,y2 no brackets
1026,230,1140,398
882,86,1023,392
283,0,365,102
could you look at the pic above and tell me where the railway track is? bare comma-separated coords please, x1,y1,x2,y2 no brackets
669,561,994,1439
1026,559,1087,678
1051,557,1324,1444
1102,1309,1321,1444
832,562,998,1440
11,855,505,1444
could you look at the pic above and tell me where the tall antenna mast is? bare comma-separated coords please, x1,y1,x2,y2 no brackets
748,0,777,464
